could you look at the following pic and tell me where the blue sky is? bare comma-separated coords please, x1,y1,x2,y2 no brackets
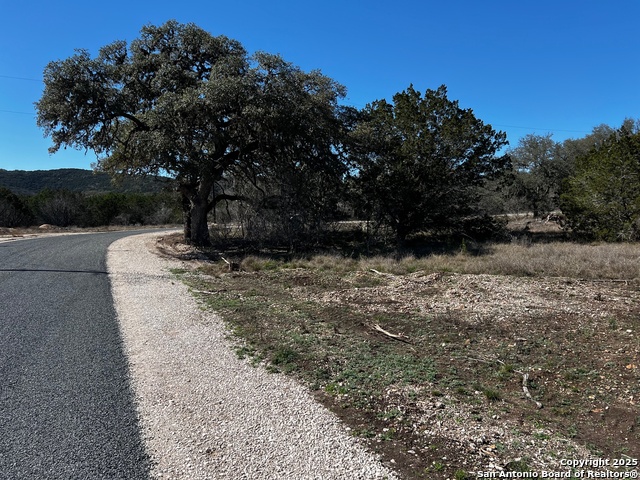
1,0,639,171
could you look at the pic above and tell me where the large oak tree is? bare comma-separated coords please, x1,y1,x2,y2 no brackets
36,21,346,245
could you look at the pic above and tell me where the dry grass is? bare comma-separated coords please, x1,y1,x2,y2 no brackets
231,241,640,281
425,242,640,280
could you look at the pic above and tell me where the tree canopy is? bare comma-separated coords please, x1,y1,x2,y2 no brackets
348,85,509,245
508,133,570,217
561,121,640,241
36,20,347,246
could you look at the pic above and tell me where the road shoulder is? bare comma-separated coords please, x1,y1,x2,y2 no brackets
107,232,396,479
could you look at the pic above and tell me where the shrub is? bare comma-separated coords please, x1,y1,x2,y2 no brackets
0,187,33,227
561,124,640,241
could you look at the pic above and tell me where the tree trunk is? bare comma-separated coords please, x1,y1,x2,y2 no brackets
395,223,408,253
183,178,214,247
179,175,225,247
182,193,192,242
190,199,211,247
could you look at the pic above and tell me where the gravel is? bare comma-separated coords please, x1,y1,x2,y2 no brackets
107,232,397,480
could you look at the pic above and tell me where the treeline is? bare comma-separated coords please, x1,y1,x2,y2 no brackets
0,168,167,196
204,116,640,249
32,21,640,248
3,117,639,246
0,188,181,228
486,118,640,241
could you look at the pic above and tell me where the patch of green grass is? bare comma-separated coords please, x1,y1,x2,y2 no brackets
504,459,531,472
455,470,472,480
203,296,246,310
379,427,396,441
351,427,376,439
325,383,348,396
497,363,515,380
270,346,301,372
377,408,403,421
483,387,502,403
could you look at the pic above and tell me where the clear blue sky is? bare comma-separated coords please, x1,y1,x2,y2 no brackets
1,0,639,171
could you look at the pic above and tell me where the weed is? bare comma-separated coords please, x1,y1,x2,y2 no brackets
378,408,403,421
504,459,531,472
497,363,515,380
455,386,471,396
271,346,300,367
325,383,348,396
379,427,396,441
352,428,376,439
455,469,472,480
483,387,502,403
234,345,256,360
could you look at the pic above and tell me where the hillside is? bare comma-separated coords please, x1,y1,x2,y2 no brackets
0,168,170,195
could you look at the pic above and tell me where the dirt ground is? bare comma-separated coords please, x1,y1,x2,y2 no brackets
159,228,640,479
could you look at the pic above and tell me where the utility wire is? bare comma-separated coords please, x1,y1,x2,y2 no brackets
0,109,35,115
0,74,41,82
491,123,592,134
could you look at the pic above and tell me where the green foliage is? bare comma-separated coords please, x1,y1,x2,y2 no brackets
478,125,618,216
0,168,166,196
3,188,180,228
349,85,509,246
509,133,570,217
36,20,346,246
29,189,85,227
561,122,640,240
0,187,33,227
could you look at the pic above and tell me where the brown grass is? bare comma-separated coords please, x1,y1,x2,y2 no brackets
230,241,640,281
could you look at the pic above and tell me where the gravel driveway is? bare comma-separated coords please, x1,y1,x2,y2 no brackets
107,232,397,479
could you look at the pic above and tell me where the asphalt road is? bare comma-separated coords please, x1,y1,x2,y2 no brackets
0,232,155,479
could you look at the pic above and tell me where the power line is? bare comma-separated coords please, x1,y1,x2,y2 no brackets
491,123,592,134
0,109,35,115
0,74,41,82
0,109,35,116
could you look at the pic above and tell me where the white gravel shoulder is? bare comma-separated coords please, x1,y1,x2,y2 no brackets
107,232,398,480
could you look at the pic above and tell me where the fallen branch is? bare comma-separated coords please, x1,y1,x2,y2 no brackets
522,373,543,409
462,355,543,409
371,323,412,344
220,255,240,271
191,289,227,295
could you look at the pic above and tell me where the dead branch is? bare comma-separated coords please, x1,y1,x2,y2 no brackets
522,373,543,409
220,255,240,271
191,289,227,295
462,355,543,409
464,355,507,367
371,323,412,344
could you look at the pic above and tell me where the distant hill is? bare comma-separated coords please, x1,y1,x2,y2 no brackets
0,168,171,195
